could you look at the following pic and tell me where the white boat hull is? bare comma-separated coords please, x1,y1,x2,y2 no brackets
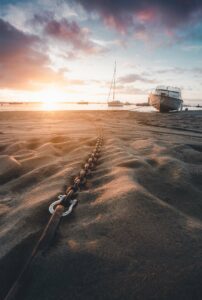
149,94,183,112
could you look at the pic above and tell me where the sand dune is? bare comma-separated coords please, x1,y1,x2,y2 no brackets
0,110,202,300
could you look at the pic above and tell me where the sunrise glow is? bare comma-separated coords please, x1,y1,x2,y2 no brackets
39,86,66,103
0,0,202,105
41,101,60,111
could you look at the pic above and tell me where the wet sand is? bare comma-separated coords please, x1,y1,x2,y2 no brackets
0,110,202,300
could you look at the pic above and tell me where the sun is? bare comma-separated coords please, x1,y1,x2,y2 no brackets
38,86,66,110
42,101,59,110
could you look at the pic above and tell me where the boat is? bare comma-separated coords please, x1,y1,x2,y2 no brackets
148,85,183,112
107,62,123,107
108,100,123,107
77,101,88,104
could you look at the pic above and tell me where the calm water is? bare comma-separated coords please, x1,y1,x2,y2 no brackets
0,102,201,112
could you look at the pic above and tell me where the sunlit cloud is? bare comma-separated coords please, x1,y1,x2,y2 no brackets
119,73,157,84
0,18,66,90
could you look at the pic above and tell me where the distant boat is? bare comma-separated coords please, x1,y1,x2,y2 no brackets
148,85,183,112
136,102,149,107
108,100,123,107
107,62,123,107
77,101,88,104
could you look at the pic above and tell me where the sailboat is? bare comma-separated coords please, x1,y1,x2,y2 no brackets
107,62,123,107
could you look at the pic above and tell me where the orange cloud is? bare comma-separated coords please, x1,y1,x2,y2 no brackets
0,19,66,90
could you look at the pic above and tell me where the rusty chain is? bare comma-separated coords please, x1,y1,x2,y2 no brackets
49,133,103,215
4,133,103,300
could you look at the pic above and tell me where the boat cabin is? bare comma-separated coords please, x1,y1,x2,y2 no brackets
154,86,182,99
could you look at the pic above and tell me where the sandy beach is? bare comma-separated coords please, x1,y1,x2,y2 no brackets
0,110,202,300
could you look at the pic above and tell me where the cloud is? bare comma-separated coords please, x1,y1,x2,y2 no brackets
0,18,40,59
0,18,66,90
92,38,127,48
157,67,188,74
181,45,202,52
33,15,107,54
191,67,202,75
74,0,202,35
121,87,146,95
116,84,146,95
68,79,85,85
119,73,157,84
156,67,202,76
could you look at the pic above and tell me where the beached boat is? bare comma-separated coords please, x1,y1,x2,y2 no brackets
148,86,183,112
107,62,123,107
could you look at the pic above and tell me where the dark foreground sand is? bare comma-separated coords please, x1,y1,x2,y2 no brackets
0,110,202,300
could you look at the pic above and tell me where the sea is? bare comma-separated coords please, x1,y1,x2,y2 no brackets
0,102,201,112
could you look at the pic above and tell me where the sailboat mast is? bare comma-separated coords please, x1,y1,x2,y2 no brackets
113,61,116,102
107,61,123,107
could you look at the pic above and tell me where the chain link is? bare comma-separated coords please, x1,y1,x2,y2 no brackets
49,135,103,216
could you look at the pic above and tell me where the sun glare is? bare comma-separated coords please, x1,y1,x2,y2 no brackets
41,101,60,110
39,86,66,110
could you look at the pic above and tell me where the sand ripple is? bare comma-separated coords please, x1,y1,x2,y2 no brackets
0,111,202,300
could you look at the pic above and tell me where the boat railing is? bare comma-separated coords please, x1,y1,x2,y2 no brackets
151,89,181,99
156,85,181,92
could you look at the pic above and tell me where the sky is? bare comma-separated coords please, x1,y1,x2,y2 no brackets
0,0,202,104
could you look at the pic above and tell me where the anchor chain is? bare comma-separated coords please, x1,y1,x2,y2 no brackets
4,133,103,300
49,134,103,215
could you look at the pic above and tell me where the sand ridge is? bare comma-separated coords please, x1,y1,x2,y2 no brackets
0,110,202,300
